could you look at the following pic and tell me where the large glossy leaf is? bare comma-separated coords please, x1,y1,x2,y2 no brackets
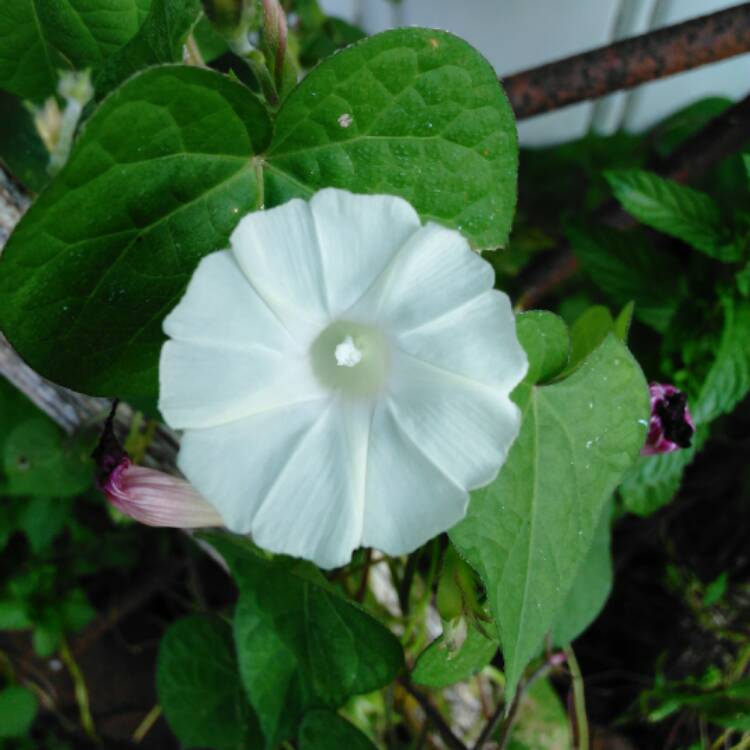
205,534,404,749
551,501,613,645
451,332,649,700
94,0,202,99
157,615,262,750
1,28,517,400
299,710,378,750
0,66,272,399
0,0,151,100
265,28,517,250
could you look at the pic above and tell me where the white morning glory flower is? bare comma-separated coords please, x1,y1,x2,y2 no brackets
158,189,528,569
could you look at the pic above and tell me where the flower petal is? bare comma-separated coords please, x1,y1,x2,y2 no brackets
361,401,469,556
230,198,329,341
387,352,521,490
177,398,368,568
159,339,323,429
163,250,298,354
309,189,421,316
395,290,528,391
250,399,372,569
349,222,494,333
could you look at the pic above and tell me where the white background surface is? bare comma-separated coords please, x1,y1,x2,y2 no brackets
318,0,750,145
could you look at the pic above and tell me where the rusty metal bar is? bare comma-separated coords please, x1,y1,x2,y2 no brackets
505,3,750,120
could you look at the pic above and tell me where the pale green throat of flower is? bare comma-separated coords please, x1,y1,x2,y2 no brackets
310,320,389,397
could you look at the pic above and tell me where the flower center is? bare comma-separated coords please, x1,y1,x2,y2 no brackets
311,320,388,396
334,336,362,368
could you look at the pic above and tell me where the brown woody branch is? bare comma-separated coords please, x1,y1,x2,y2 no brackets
505,3,750,120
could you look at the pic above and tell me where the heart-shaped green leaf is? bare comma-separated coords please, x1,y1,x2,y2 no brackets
1,28,517,400
451,331,649,701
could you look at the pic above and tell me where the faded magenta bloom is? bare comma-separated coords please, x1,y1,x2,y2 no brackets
159,189,528,568
642,383,694,456
104,458,223,528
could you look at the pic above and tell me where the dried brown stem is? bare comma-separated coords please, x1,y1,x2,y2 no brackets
505,4,750,119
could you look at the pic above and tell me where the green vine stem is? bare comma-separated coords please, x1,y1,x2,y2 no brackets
565,644,590,750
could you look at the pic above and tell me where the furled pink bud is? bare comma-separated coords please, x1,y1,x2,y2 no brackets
104,458,224,528
642,383,695,456
92,402,222,528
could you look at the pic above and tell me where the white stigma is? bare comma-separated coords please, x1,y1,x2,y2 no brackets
334,336,363,368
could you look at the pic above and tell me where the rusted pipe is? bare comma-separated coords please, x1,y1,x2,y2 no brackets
505,4,750,120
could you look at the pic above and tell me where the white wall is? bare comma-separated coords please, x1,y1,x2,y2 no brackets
319,0,750,145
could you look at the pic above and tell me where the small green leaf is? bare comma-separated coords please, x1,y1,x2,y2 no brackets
265,28,518,249
515,311,570,384
0,686,38,739
619,448,695,517
0,66,272,399
412,623,497,688
552,501,613,646
567,222,681,332
605,169,738,260
0,601,32,630
3,419,91,498
743,154,750,182
451,331,649,701
94,0,202,99
566,305,616,373
157,615,262,750
205,534,404,749
703,572,728,607
0,0,152,100
33,622,62,657
18,497,72,552
299,710,377,750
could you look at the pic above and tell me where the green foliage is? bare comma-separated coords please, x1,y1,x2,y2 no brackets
567,222,682,332
94,0,202,98
0,0,151,99
692,294,750,424
0,91,49,193
205,534,404,748
565,304,631,374
267,28,518,250
515,311,570,384
507,679,570,750
412,623,497,688
3,419,91,498
298,710,378,750
605,169,740,261
157,615,262,750
451,325,649,699
552,501,613,646
1,28,518,401
0,686,38,739
0,66,271,400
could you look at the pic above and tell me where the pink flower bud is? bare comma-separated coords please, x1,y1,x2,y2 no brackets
642,383,694,456
104,458,224,528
